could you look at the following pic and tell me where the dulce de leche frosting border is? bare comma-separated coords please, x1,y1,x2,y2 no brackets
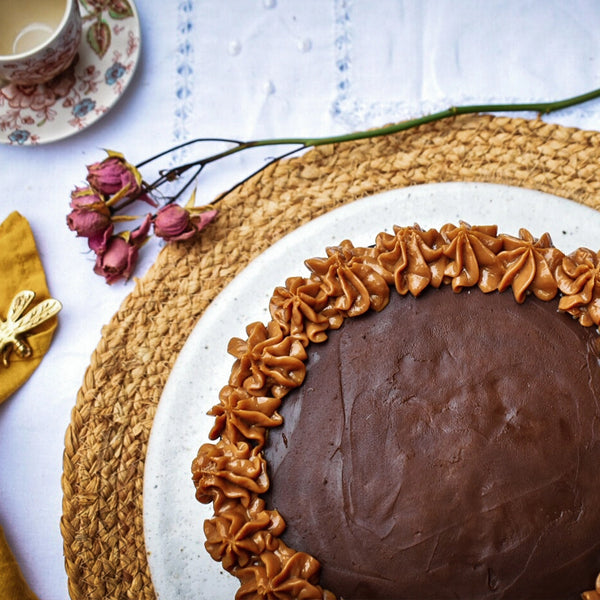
191,222,600,600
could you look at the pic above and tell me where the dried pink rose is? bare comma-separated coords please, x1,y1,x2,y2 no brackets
67,207,112,238
93,235,139,284
88,224,114,254
86,151,145,197
67,186,112,237
69,186,109,212
91,215,152,284
153,204,190,240
153,204,218,242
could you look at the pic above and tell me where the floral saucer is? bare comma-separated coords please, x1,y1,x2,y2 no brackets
0,0,141,146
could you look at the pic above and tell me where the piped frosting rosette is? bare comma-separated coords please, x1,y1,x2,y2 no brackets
191,222,600,600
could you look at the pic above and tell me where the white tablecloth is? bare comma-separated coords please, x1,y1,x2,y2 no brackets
1,2,600,598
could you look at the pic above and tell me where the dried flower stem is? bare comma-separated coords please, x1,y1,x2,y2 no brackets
70,86,600,284
137,86,600,206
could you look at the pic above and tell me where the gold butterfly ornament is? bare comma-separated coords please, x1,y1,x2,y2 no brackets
0,290,62,368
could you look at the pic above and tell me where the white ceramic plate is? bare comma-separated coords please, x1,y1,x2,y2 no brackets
0,0,140,145
143,182,600,600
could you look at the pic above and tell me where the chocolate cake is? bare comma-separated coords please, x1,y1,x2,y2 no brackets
191,223,600,600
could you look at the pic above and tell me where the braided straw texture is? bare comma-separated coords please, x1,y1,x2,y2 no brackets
61,115,600,600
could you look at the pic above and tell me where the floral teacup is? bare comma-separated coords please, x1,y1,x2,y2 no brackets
0,0,82,86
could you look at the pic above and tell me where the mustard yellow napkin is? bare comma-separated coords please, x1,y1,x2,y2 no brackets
0,211,59,403
0,527,38,600
0,211,58,600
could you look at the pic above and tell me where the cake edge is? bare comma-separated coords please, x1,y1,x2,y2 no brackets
191,222,600,600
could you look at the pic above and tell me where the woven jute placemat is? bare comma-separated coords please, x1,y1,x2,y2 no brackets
60,114,600,600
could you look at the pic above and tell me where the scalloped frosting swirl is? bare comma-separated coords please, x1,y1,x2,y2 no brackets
556,247,600,327
497,229,562,302
227,320,308,398
440,222,504,292
268,277,342,345
304,240,390,317
375,225,446,295
191,222,600,600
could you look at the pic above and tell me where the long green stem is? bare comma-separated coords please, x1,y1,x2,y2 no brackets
233,86,600,149
159,87,600,180
134,87,600,207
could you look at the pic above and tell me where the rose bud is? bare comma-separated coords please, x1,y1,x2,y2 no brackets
69,186,110,213
93,235,139,284
153,204,193,241
67,207,112,238
86,151,144,197
154,204,218,242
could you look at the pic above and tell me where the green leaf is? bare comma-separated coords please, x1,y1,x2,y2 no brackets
86,19,111,58
108,0,134,19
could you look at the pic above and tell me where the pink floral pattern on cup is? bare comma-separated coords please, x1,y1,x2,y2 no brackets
0,0,140,145
0,0,82,85
0,1,82,86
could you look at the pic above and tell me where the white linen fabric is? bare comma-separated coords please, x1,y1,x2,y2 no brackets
332,0,600,130
0,2,600,599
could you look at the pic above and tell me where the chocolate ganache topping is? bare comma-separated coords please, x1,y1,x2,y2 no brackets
192,223,600,600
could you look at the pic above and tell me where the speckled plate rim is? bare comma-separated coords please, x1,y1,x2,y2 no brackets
143,181,600,600
0,0,141,146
